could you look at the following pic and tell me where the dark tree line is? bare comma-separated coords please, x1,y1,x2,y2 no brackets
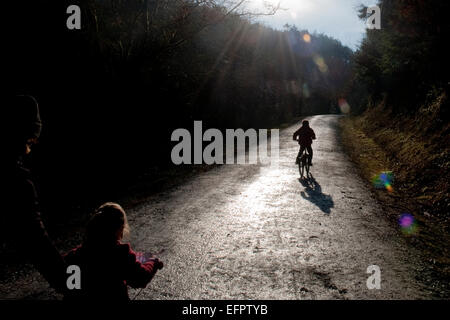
350,0,450,115
348,0,450,219
6,0,353,212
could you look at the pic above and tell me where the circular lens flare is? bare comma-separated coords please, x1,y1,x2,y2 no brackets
302,83,310,98
338,98,351,114
313,55,328,73
303,34,311,43
398,213,418,235
372,171,394,192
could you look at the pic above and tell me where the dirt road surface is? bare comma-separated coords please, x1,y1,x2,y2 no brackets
127,115,436,300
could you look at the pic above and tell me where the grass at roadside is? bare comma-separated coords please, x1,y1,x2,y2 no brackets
339,109,450,290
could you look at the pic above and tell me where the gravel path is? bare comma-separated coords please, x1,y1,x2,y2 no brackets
128,115,432,300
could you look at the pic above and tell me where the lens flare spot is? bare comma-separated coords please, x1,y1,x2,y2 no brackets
303,34,311,43
372,171,394,192
313,55,328,73
338,98,351,114
398,213,418,235
302,83,310,98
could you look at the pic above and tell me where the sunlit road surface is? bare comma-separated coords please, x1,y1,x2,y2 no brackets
128,115,432,300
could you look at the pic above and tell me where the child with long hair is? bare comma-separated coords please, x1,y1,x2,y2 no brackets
64,202,163,300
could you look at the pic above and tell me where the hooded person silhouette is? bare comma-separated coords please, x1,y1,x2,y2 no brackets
1,95,67,295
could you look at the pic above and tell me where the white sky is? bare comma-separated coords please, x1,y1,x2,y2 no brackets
247,0,376,50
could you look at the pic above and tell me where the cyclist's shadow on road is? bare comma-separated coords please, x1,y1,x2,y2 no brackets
298,175,334,214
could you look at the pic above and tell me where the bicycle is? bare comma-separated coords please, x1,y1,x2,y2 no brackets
297,149,311,179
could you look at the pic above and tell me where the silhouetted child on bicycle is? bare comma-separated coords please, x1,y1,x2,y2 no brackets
293,120,316,166
64,202,163,300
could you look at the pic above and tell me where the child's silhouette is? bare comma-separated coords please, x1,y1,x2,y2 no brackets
64,202,163,300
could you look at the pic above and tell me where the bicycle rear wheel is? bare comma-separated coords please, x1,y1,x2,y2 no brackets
299,160,304,178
